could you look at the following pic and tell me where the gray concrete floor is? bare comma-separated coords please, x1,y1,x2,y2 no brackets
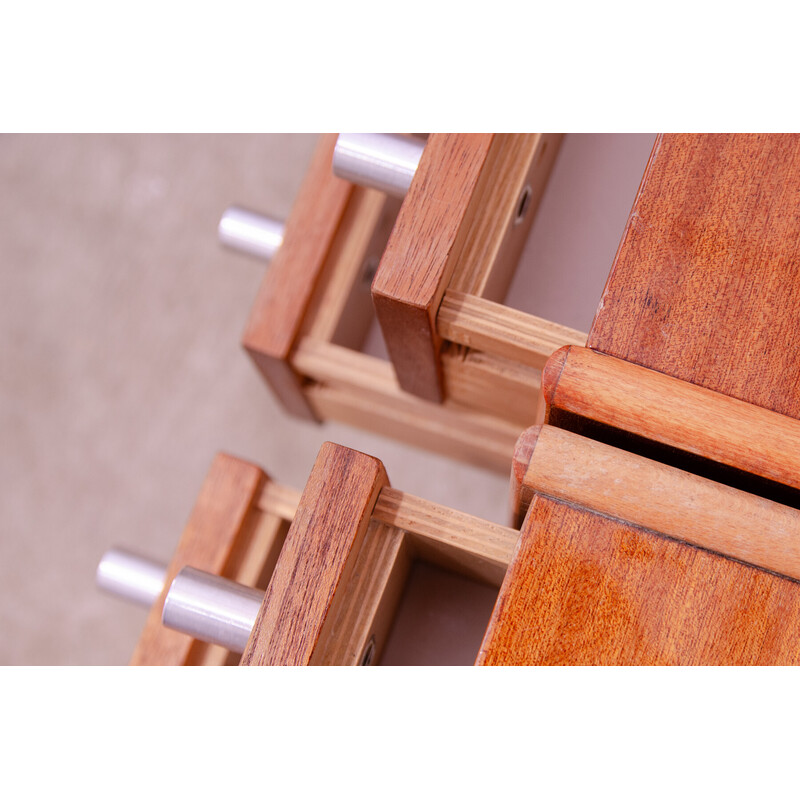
0,133,655,664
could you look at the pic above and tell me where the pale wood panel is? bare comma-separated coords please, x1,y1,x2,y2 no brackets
373,489,518,587
441,346,540,428
314,521,411,666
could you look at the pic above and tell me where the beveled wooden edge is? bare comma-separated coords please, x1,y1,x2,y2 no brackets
516,425,800,583
240,442,389,666
130,452,267,666
372,134,560,403
241,133,353,420
543,345,800,494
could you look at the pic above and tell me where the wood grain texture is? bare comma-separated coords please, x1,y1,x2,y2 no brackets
438,290,586,370
293,338,521,472
447,133,562,301
441,346,540,428
373,488,518,587
478,494,800,665
313,521,410,666
543,345,800,494
300,187,398,350
240,442,389,666
509,426,540,528
130,453,266,666
373,134,551,402
372,133,494,401
242,133,353,419
588,133,800,418
518,425,800,582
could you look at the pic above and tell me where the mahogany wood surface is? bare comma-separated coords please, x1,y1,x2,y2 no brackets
515,425,800,582
372,133,494,401
130,453,266,666
372,133,556,402
589,133,800,418
478,494,800,666
484,133,800,665
544,345,800,495
240,443,389,666
241,133,353,420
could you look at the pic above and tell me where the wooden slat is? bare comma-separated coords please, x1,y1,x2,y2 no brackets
517,425,800,582
588,133,800,418
438,290,587,370
372,133,494,402
478,494,800,665
448,133,562,301
373,488,518,587
240,443,389,666
313,521,411,666
241,133,353,419
292,337,521,472
543,345,800,494
130,453,266,666
441,346,540,428
373,134,551,402
300,187,397,349
257,480,301,522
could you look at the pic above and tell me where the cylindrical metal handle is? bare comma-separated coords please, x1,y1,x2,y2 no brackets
333,133,425,198
96,548,167,609
218,206,285,261
162,566,264,653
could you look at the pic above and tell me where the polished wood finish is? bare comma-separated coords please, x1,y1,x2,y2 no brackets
241,443,389,666
478,494,800,665
543,345,800,495
130,453,267,666
589,133,800,418
512,425,800,582
373,133,561,401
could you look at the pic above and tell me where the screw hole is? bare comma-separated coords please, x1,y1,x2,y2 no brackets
515,185,532,225
361,256,380,287
360,636,376,666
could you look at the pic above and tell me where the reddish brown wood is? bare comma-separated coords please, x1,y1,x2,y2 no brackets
478,494,800,665
589,133,800,418
542,345,800,495
242,133,353,420
372,133,495,402
240,442,389,666
130,453,267,666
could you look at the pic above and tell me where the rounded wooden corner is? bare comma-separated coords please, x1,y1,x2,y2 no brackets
541,345,571,406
